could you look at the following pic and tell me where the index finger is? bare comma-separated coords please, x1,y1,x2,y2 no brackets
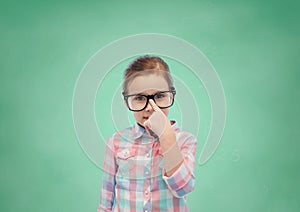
148,99,161,112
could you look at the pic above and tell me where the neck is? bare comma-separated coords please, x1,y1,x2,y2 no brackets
137,122,145,129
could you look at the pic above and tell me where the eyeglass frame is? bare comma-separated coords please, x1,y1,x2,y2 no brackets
122,88,176,112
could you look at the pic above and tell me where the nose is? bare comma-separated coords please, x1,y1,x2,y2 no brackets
144,100,154,112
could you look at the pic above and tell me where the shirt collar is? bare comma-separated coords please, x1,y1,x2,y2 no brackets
132,120,179,139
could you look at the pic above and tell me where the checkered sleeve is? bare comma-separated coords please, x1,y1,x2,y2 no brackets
162,134,197,198
98,136,117,211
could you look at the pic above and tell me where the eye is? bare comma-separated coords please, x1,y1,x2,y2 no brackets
155,93,166,99
133,95,146,101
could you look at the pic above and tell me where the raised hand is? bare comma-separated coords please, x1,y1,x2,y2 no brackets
143,99,171,138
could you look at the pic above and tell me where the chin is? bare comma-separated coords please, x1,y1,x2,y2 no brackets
138,121,145,127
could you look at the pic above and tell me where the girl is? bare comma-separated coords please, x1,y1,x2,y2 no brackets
98,55,198,212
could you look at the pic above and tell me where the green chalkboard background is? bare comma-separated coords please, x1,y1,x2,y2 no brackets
1,0,299,211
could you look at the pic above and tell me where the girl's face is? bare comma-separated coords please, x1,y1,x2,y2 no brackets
126,74,170,127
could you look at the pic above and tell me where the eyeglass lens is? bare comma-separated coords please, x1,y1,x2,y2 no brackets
127,92,174,111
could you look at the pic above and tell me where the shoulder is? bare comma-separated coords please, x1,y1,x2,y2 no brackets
176,129,197,142
173,125,198,147
174,127,198,158
105,125,135,146
172,120,197,141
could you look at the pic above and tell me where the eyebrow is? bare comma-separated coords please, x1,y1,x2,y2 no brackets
133,90,167,95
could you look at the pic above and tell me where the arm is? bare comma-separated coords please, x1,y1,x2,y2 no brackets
97,136,117,211
159,130,183,177
162,134,198,198
144,99,198,198
144,100,184,176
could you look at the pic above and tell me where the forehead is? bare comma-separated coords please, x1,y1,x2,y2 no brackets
127,74,169,94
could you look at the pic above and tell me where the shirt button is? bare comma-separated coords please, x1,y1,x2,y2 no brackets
146,153,150,157
145,210,148,212
145,190,148,195
145,171,149,175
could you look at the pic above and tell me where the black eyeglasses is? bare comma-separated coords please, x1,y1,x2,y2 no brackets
123,89,176,112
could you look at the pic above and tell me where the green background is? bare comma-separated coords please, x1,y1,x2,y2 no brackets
1,0,299,211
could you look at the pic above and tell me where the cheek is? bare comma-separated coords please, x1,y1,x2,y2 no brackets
133,112,143,120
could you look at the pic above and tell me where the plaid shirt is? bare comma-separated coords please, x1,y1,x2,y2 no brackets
98,120,198,212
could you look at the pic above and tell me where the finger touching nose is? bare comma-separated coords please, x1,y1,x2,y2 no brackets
145,101,154,112
148,99,160,112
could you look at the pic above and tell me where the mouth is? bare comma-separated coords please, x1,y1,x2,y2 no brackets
143,117,149,120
